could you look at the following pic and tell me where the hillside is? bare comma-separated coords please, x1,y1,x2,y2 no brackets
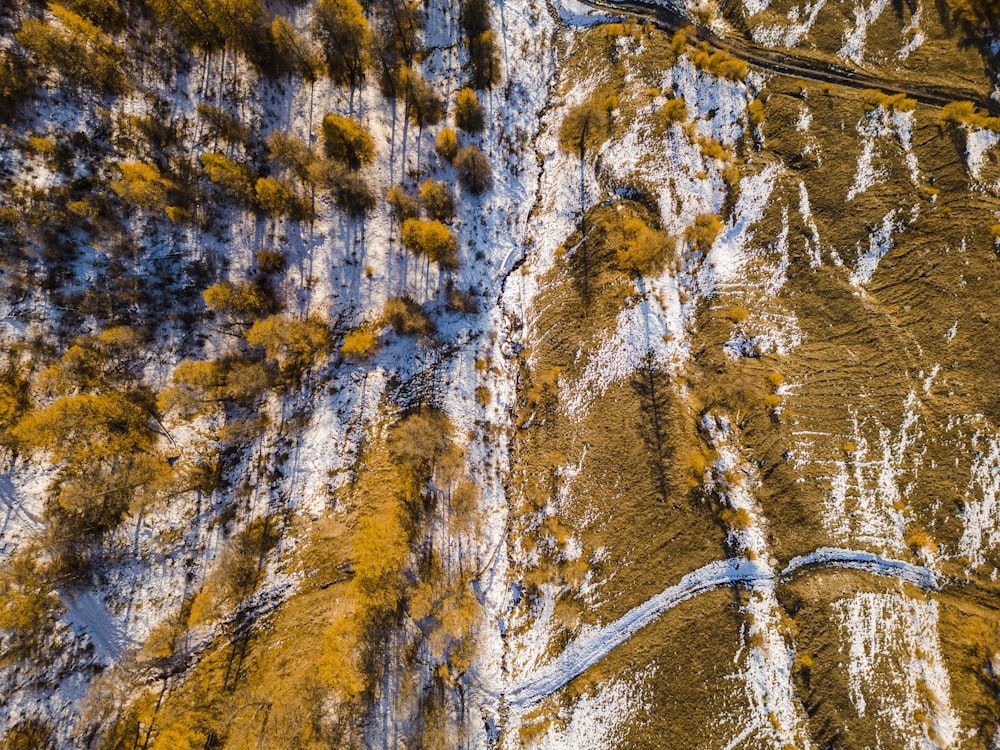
2,0,1000,747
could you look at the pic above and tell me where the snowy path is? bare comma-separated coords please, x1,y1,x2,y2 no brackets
506,557,772,708
505,548,941,708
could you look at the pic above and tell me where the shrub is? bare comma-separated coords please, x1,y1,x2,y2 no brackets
685,213,723,253
387,184,419,221
435,127,459,162
312,0,369,86
455,87,485,132
420,180,455,221
660,97,688,125
401,218,459,268
341,327,379,359
455,144,492,194
321,113,375,168
383,297,435,336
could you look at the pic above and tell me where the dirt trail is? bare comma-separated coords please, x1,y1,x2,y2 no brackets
579,0,1000,113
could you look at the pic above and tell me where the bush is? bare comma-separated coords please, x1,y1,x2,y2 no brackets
685,213,723,253
341,327,380,359
383,297,435,336
455,87,485,132
387,185,419,221
420,180,455,221
435,127,459,162
321,113,375,168
455,144,492,194
401,218,459,268
312,0,370,86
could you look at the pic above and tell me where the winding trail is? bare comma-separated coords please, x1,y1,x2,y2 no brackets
578,0,1000,114
505,547,944,709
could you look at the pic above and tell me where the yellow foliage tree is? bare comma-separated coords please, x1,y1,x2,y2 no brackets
401,218,459,268
111,162,174,211
245,314,329,380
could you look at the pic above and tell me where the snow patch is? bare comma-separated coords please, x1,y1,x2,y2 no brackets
834,593,963,748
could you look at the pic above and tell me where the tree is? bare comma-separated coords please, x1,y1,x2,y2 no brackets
455,144,492,194
559,99,610,160
16,4,128,93
685,213,723,254
255,177,311,220
110,162,174,211
420,180,454,222
0,50,35,123
321,113,375,168
267,131,316,182
245,314,329,380
310,159,377,214
616,216,672,276
312,0,369,86
468,29,500,89
434,127,459,162
200,152,256,204
387,185,419,221
461,0,500,89
203,280,277,321
341,327,379,359
401,218,459,268
455,87,484,132
401,67,444,127
270,15,322,81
